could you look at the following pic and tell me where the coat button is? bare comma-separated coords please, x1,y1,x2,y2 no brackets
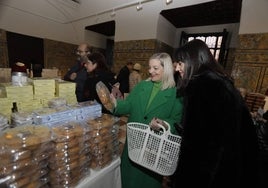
144,116,147,120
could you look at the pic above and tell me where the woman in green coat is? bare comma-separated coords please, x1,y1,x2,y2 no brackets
112,53,183,188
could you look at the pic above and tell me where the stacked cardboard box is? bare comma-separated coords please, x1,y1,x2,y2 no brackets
0,83,38,119
32,78,56,107
1,83,33,101
55,80,77,105
42,68,59,78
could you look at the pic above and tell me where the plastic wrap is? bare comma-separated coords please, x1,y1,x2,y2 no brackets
0,113,9,131
96,81,114,112
32,106,75,124
0,125,52,187
47,97,67,108
48,121,92,187
84,114,120,170
10,111,33,127
71,100,102,121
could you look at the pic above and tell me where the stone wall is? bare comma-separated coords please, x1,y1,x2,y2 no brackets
44,39,77,78
0,29,9,68
44,39,105,78
113,39,173,79
0,29,104,79
232,33,268,94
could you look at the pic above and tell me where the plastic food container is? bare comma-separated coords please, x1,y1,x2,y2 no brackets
11,72,28,86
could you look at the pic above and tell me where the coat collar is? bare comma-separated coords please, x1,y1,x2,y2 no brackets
139,81,174,115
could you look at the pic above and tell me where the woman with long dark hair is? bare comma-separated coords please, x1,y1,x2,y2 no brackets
83,52,120,113
172,39,259,188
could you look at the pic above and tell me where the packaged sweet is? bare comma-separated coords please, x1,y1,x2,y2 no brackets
96,81,114,112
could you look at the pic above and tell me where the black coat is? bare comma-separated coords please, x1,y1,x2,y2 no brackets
64,61,88,102
116,65,130,94
173,71,259,188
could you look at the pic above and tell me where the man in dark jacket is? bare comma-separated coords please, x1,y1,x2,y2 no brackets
116,61,133,95
64,43,91,102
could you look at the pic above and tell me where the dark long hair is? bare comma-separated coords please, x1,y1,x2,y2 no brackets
87,52,109,74
174,39,231,94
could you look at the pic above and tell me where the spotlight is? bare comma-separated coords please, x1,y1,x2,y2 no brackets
166,0,173,5
136,2,143,11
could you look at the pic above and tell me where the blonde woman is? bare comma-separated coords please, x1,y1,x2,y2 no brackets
111,52,183,188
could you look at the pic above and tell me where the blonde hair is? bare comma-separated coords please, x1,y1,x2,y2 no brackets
149,53,175,90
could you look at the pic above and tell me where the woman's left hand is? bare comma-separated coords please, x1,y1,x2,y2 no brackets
111,85,123,99
149,117,168,131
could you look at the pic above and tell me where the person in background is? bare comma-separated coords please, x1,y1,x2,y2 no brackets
11,62,27,73
111,53,183,188
129,63,142,92
116,61,133,95
29,58,42,77
172,39,259,188
251,108,268,188
84,51,121,114
64,43,91,102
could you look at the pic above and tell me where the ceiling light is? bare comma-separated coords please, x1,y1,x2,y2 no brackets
166,0,173,5
136,2,143,11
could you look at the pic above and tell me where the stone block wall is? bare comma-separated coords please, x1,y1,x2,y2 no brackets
44,39,77,78
232,33,268,94
113,39,173,79
0,29,9,68
0,29,104,79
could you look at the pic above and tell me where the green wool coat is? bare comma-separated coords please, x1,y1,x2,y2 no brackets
114,80,183,188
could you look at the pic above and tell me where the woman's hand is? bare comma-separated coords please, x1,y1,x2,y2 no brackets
110,93,117,108
149,117,168,131
111,84,123,99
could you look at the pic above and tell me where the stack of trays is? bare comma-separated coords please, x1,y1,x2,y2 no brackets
85,114,120,170
32,101,102,125
70,100,102,121
32,106,76,125
0,125,52,188
48,121,91,187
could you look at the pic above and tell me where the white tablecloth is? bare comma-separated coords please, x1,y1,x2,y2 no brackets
76,158,121,188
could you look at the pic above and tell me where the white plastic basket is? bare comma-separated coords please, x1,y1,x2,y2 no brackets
127,122,182,176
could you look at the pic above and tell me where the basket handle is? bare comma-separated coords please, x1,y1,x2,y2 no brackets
151,121,171,136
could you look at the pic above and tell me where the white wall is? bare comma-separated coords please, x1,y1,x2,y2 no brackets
0,0,214,48
239,0,268,34
156,15,177,48
2,0,268,48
